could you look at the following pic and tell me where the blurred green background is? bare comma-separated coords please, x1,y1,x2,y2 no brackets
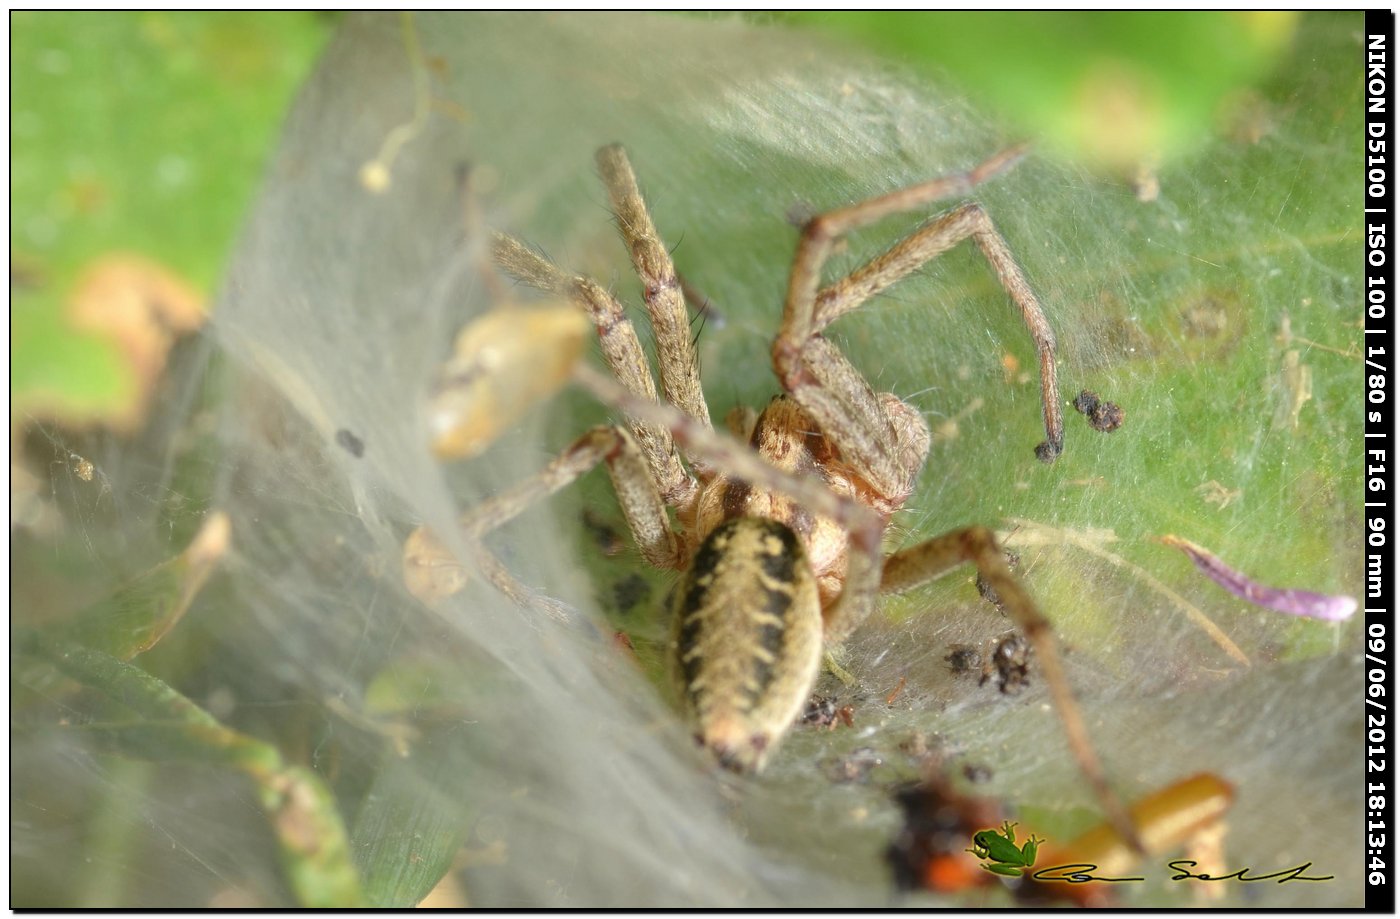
12,11,329,428
12,11,1298,434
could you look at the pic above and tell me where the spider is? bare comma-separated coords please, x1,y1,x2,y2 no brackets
425,143,1140,847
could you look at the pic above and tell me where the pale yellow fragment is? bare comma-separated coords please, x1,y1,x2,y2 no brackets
429,304,590,460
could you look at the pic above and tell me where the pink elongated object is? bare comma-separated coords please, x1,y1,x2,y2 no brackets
1160,535,1357,622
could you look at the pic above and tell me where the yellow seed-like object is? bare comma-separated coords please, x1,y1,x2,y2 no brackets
429,304,590,460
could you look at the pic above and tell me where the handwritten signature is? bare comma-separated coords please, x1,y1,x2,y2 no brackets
1030,860,1335,885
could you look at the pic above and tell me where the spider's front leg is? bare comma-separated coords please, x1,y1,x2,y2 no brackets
595,145,712,433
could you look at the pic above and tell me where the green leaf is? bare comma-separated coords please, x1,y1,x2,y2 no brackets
74,720,279,773
353,656,491,906
21,635,366,908
20,629,222,726
351,738,477,907
65,512,230,660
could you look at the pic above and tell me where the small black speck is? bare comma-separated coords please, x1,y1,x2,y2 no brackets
1073,389,1125,433
799,694,853,729
946,645,982,674
962,762,993,784
336,429,365,457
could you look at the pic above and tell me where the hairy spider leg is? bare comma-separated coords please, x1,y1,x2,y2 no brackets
595,144,713,435
492,234,698,512
459,425,679,570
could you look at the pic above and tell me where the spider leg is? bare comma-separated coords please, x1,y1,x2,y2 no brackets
492,233,698,511
791,335,931,504
460,425,680,571
822,202,1062,461
468,537,576,625
410,425,679,621
773,145,1065,467
596,145,713,434
881,525,1145,856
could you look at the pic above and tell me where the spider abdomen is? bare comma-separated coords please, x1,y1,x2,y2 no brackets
671,516,823,772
